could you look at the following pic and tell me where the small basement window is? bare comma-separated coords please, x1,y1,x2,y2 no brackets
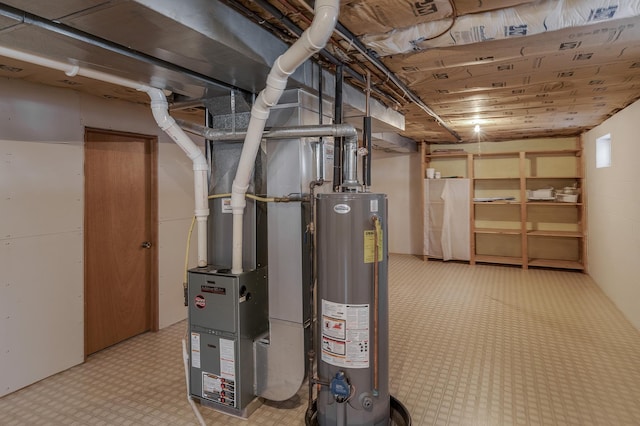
596,133,611,168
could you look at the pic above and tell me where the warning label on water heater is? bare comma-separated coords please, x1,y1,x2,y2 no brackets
321,299,369,368
363,228,383,264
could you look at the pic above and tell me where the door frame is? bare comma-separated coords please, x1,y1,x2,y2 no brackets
83,127,159,358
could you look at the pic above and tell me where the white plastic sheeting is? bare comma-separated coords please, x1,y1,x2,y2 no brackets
363,0,640,56
423,179,470,261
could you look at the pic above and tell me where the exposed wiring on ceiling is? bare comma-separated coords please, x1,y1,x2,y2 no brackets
226,0,461,141
421,0,458,42
225,0,406,108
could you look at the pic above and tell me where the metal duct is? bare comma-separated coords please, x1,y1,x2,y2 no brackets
177,119,357,141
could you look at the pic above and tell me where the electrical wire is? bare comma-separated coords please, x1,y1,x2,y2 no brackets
422,0,457,42
182,193,300,280
293,0,461,141
207,193,304,203
183,215,196,285
247,194,276,203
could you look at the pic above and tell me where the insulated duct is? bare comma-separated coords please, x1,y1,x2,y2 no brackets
229,0,339,274
0,46,210,267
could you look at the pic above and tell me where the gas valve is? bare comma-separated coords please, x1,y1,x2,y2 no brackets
330,371,351,403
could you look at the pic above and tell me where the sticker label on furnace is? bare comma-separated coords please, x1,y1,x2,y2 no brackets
190,332,201,369
321,299,369,368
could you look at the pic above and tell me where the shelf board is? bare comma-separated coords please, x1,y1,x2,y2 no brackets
528,258,584,270
475,254,523,265
526,176,581,179
527,230,583,238
429,150,580,159
426,152,469,158
474,176,520,180
474,201,521,205
526,202,582,206
474,228,522,235
472,149,580,158
473,151,521,157
524,149,581,156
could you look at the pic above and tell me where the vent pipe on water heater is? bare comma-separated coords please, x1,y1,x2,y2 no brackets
229,0,340,274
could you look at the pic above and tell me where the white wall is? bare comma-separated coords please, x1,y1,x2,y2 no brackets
0,78,198,396
370,149,422,255
583,99,640,330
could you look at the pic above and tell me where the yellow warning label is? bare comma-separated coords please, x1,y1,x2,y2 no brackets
363,224,383,264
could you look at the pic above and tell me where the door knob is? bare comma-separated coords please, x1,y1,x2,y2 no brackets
141,241,152,249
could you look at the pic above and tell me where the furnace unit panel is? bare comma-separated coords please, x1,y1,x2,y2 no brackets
188,267,268,418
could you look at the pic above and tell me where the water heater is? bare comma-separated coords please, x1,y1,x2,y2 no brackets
315,192,389,426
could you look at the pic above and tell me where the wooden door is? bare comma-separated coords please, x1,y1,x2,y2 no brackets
84,128,158,356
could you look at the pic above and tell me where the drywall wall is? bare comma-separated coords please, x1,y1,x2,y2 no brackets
370,149,423,255
0,78,197,396
583,99,640,330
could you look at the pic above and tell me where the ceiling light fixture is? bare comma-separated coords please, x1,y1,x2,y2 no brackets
474,124,481,133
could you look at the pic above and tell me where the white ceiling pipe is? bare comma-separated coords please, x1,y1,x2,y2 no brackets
230,0,339,274
0,45,210,267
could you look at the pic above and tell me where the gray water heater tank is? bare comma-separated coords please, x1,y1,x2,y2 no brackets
316,192,390,426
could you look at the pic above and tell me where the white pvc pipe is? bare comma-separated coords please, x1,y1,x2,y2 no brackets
147,88,209,267
230,0,339,273
0,45,210,267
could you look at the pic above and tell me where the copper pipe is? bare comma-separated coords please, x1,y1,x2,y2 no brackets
372,215,380,395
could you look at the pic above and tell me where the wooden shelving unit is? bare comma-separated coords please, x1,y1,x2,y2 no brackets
422,141,586,271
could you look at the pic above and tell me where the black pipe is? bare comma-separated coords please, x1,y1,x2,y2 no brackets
205,108,215,191
318,62,323,125
222,0,406,109
333,21,461,142
363,116,372,187
333,64,344,191
0,2,249,96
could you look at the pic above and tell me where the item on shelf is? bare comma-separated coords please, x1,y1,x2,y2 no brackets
426,168,435,179
527,188,555,201
435,171,441,179
556,193,579,203
557,185,579,195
